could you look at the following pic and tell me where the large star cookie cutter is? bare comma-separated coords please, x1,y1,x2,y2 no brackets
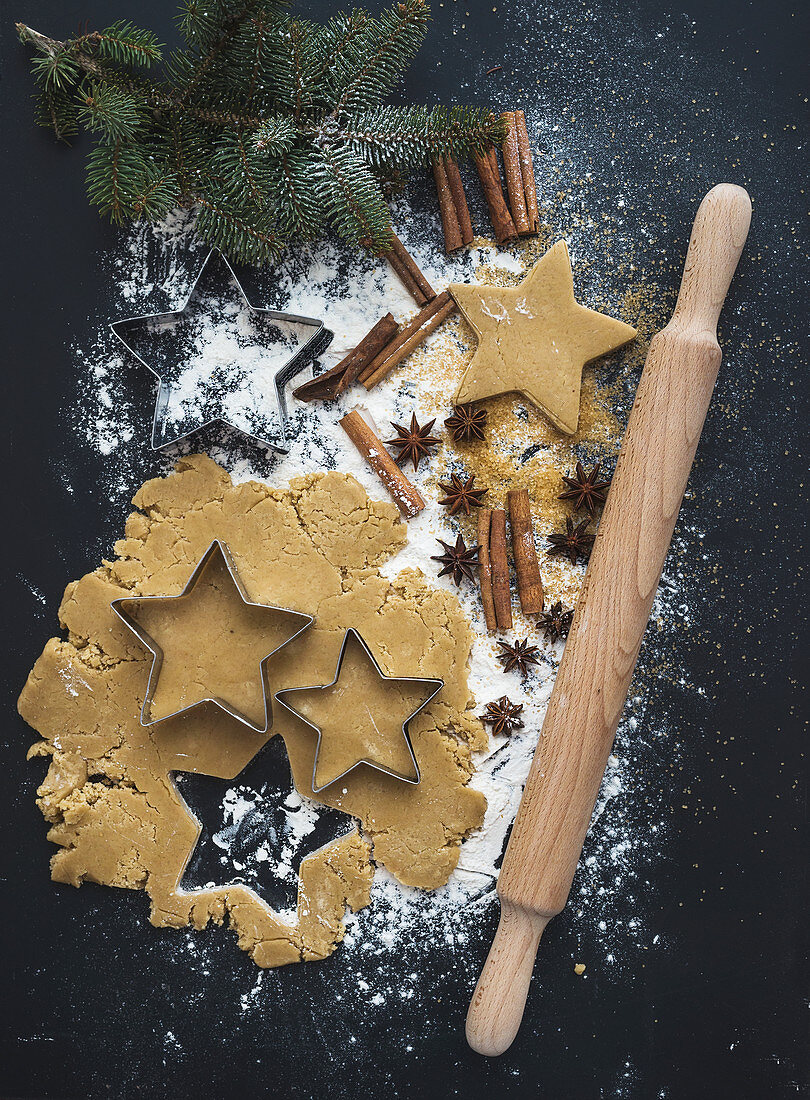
110,248,333,451
275,627,444,793
111,539,312,733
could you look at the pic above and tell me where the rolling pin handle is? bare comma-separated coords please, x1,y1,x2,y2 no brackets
465,901,550,1057
670,183,752,334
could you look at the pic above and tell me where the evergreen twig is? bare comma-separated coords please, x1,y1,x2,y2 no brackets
17,2,505,264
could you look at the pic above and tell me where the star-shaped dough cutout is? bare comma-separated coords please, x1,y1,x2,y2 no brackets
275,629,443,793
450,240,637,434
112,540,312,732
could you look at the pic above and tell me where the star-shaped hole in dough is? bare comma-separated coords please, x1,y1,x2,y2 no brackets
112,540,312,731
276,628,443,793
173,736,354,916
450,240,637,435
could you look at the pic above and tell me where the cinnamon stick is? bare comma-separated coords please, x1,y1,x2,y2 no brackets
436,156,475,249
339,410,425,519
473,148,517,245
501,111,531,235
487,145,501,180
385,232,436,305
386,248,428,305
293,313,399,401
507,489,544,614
514,109,540,234
478,508,498,632
359,291,457,390
433,159,463,252
445,158,474,245
489,508,513,630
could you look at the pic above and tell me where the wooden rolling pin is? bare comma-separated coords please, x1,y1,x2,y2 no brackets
466,183,752,1056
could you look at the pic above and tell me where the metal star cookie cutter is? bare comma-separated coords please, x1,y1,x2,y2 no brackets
110,248,333,451
111,539,313,733
275,627,444,793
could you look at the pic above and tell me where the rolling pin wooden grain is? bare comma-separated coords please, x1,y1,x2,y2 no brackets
466,183,752,1057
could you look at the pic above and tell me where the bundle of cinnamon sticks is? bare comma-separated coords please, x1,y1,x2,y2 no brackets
433,156,474,251
499,110,540,237
295,291,458,401
433,110,540,251
478,490,545,631
478,508,512,630
294,230,457,402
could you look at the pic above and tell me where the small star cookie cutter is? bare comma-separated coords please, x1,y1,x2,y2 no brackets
111,539,312,733
110,248,333,451
275,627,444,793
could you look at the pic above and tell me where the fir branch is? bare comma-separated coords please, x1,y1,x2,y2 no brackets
242,13,273,106
289,20,309,120
331,105,504,170
177,2,260,104
18,1,505,265
235,131,267,204
176,1,235,51
78,83,144,142
214,128,275,204
307,10,369,105
30,47,80,91
195,190,282,264
317,146,392,251
269,17,318,117
18,24,260,128
23,34,267,129
76,21,163,67
165,116,207,198
252,116,296,156
34,86,80,143
330,0,430,114
275,150,322,238
86,140,146,222
132,167,180,220
286,18,308,121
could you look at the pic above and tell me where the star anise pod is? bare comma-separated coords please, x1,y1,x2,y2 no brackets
431,535,480,586
547,517,595,565
481,696,524,736
438,473,488,515
538,601,574,643
497,638,540,676
385,413,441,471
445,403,488,443
558,461,611,515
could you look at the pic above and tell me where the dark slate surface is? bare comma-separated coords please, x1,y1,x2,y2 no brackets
1,1,806,1097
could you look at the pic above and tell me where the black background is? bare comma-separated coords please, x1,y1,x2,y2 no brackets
1,1,807,1097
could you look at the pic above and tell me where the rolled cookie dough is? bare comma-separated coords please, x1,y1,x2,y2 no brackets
18,455,486,966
